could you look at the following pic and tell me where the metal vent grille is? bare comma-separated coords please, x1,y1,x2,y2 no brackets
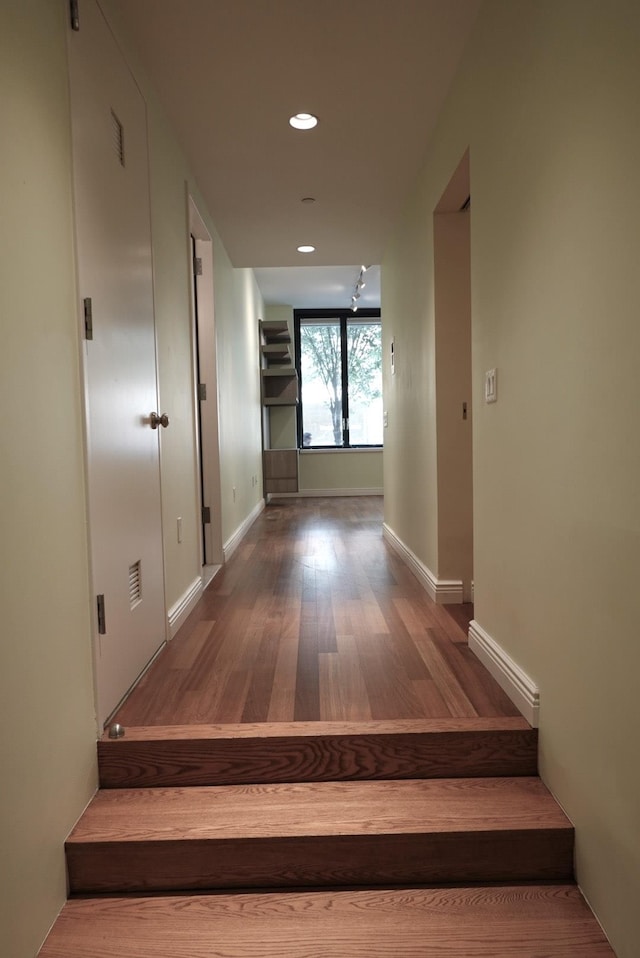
111,109,125,167
128,560,142,608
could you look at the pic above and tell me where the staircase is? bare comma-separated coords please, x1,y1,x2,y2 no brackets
40,718,615,956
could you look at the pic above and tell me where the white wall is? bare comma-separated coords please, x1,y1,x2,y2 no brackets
383,2,640,954
0,4,98,955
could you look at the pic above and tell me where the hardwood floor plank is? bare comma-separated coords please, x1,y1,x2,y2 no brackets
319,636,373,722
355,632,427,720
410,678,453,716
111,498,521,726
267,638,299,722
412,632,479,718
428,626,518,715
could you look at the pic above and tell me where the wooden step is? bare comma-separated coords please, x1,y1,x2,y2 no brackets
66,776,572,893
39,884,615,957
98,717,537,788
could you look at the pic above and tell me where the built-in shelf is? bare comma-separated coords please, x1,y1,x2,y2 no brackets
262,366,299,405
260,320,290,341
263,448,298,494
261,342,292,365
260,319,299,493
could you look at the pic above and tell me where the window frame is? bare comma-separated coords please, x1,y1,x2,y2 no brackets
294,307,382,450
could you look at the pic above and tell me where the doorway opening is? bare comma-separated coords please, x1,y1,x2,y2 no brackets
433,149,474,602
188,196,223,578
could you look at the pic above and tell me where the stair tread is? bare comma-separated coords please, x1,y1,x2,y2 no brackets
100,717,533,741
68,777,570,844
40,884,615,957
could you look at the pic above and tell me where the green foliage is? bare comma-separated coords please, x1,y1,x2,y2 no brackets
300,321,381,445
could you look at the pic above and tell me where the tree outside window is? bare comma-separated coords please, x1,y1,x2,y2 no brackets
295,309,382,448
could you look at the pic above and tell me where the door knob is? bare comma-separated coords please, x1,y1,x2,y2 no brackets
150,412,169,429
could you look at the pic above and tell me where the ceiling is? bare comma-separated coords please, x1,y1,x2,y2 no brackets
107,0,481,307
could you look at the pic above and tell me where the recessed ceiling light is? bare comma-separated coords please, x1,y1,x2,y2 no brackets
289,113,318,130
297,245,316,253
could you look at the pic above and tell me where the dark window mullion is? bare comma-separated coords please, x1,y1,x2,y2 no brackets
340,317,349,446
294,313,304,448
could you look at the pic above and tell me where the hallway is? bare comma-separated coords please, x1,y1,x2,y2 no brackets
113,497,517,728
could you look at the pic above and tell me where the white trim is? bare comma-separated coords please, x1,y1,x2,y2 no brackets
382,522,463,604
223,498,265,561
297,487,383,497
468,619,540,727
167,576,203,639
299,447,382,455
202,564,221,589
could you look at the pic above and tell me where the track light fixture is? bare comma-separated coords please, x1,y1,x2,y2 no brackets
350,266,369,311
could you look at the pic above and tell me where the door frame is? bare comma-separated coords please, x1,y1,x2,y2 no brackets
433,149,474,602
188,193,223,572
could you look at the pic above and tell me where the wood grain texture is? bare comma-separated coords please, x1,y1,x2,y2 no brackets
97,718,538,788
112,497,517,726
66,778,573,893
40,885,616,957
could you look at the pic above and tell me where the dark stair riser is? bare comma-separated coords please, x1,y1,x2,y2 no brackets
98,726,538,788
67,827,573,894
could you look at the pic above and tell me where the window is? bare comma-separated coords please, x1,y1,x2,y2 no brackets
294,308,382,448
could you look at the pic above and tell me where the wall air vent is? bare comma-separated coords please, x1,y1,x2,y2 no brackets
111,109,125,167
128,560,142,609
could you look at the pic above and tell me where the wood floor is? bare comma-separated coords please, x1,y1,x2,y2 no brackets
40,498,618,956
114,496,517,727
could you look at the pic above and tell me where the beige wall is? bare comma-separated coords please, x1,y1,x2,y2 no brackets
214,258,265,545
0,3,267,954
0,4,98,955
383,191,440,572
383,1,640,954
299,450,383,493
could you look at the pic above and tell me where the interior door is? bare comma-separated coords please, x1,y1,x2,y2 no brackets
68,0,166,725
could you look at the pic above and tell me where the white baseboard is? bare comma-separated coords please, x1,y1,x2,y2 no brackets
223,498,265,561
382,522,463,604
297,487,383,497
468,619,540,727
167,576,203,639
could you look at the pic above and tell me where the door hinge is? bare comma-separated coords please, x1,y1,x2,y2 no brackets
193,256,203,276
83,297,93,340
198,382,207,401
70,0,80,31
96,594,106,635
202,506,211,525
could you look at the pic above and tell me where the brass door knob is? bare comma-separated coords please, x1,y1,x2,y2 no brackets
150,412,169,429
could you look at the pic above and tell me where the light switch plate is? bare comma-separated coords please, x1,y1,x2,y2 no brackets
485,368,497,403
